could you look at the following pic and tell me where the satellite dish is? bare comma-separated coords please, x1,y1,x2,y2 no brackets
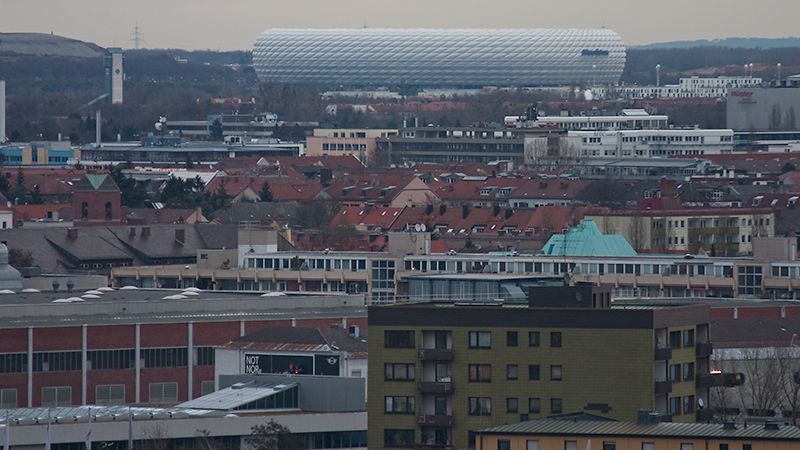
159,116,167,123
575,292,583,302
155,122,163,131
414,224,421,232
698,398,705,408
421,224,427,232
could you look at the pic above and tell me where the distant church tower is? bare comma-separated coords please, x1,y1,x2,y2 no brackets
72,174,122,227
104,48,124,104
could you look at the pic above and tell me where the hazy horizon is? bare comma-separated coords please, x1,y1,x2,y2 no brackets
3,0,800,52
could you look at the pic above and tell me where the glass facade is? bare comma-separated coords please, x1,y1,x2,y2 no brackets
253,28,626,86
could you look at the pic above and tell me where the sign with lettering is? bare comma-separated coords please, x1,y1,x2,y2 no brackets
730,91,754,98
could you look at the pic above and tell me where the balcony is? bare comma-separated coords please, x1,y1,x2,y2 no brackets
417,445,454,450
696,409,714,422
654,380,673,394
654,347,672,360
418,348,454,361
696,342,713,357
418,381,454,394
696,374,715,389
418,415,455,427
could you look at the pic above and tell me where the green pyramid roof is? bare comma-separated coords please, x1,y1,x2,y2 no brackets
542,220,637,257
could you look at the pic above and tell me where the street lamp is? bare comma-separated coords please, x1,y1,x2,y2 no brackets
655,64,661,87
592,64,596,86
778,63,782,85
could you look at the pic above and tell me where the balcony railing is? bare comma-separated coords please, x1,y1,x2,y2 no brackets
696,409,714,422
418,348,454,361
654,347,672,360
696,374,715,389
416,445,454,450
418,415,455,427
654,380,673,394
418,381,454,394
696,342,713,356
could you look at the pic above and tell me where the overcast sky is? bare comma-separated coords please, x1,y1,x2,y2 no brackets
3,0,799,51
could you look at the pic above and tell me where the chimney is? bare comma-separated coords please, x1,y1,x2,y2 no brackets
462,204,469,219
660,177,676,198
129,227,136,237
349,325,360,338
175,229,185,242
67,228,78,238
141,227,150,237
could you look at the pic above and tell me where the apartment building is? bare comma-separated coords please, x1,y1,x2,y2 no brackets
476,416,800,450
306,128,398,165
368,286,713,449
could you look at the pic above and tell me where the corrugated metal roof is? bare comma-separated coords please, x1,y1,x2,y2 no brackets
0,405,220,423
542,220,637,257
479,419,800,440
177,381,297,411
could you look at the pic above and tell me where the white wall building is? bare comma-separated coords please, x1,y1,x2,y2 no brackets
614,76,762,99
570,128,735,157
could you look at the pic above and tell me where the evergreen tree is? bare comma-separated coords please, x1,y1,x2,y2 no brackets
260,180,273,202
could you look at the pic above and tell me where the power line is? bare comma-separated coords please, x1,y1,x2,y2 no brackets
129,23,143,49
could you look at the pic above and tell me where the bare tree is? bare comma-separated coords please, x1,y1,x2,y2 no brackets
601,214,617,235
246,420,305,450
524,137,583,173
777,344,800,425
735,347,785,417
627,216,646,251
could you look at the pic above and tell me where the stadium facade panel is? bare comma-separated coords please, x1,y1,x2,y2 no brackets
253,28,626,87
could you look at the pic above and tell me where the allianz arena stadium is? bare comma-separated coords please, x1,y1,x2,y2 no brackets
252,28,626,87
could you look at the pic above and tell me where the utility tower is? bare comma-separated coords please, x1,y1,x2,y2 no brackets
129,23,143,49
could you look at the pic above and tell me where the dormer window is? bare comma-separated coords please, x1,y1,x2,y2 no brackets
480,188,493,196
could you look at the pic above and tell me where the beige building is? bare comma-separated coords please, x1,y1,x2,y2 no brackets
306,128,397,165
584,209,775,256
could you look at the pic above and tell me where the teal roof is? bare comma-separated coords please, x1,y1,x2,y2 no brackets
542,220,637,257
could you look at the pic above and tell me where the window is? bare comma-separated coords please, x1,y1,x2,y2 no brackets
527,441,539,450
603,443,616,450
96,384,125,405
88,349,136,370
642,443,655,450
469,397,491,415
469,364,491,382
718,445,727,450
385,396,416,414
550,332,562,347
565,442,578,450
683,395,695,414
434,330,448,349
683,329,695,347
384,429,415,448
498,441,511,450
681,445,693,450
551,398,562,414
551,365,562,381
529,331,540,347
0,389,17,409
201,380,215,397
669,396,681,415
507,398,519,413
506,364,519,380
528,365,540,380
385,363,415,380
669,331,681,348
196,347,215,366
528,398,540,413
507,331,518,347
742,446,751,450
34,351,82,372
469,331,491,348
670,364,681,382
149,382,178,403
141,348,188,368
385,330,415,348
0,353,28,373
42,386,71,407
683,363,695,381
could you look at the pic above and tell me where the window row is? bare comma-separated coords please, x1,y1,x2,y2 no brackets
468,397,561,415
472,331,561,349
669,363,695,382
245,257,367,272
668,329,695,348
495,441,753,450
669,395,696,415
0,347,216,373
